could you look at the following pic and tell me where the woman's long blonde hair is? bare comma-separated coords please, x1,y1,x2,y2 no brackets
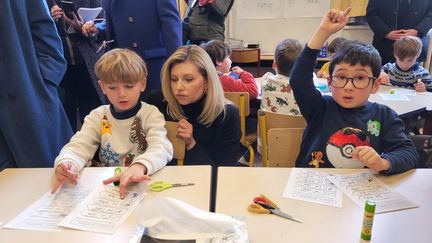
161,45,226,126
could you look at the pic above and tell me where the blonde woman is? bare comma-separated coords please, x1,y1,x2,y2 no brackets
149,45,242,166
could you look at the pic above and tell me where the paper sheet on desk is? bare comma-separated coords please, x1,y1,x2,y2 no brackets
283,168,343,208
67,7,102,34
327,172,418,214
59,184,146,234
4,185,90,231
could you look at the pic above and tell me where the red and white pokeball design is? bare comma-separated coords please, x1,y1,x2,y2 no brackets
326,127,370,168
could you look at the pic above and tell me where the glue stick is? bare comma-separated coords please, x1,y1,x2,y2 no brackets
113,167,121,186
361,200,376,241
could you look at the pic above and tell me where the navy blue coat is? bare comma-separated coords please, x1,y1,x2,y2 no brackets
367,0,432,64
0,0,73,170
100,0,182,91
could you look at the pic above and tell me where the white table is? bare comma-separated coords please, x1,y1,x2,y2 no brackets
369,85,431,118
216,167,432,243
0,166,211,243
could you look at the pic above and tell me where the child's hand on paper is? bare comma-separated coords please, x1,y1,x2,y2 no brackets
103,164,150,199
51,161,79,193
414,80,426,92
351,146,390,172
231,66,244,75
379,71,390,85
82,21,99,38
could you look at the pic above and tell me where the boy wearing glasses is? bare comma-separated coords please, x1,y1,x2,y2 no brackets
290,8,418,174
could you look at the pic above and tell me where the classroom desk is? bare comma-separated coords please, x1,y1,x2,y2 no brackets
369,85,430,118
0,166,211,243
216,167,432,243
369,85,432,134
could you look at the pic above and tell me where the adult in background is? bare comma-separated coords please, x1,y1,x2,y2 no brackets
0,0,73,171
183,0,235,45
366,0,432,64
82,0,182,100
47,0,104,132
148,45,242,211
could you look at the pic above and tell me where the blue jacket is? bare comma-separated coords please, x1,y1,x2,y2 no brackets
100,0,182,90
290,46,418,175
0,0,73,169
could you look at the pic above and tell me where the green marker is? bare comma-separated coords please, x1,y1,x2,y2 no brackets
113,167,121,186
361,200,376,241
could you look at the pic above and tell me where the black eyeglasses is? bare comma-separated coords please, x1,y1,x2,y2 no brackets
330,76,376,89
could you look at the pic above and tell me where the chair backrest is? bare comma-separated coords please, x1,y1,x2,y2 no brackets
230,48,261,76
224,92,250,116
267,128,304,167
258,109,306,167
224,92,256,166
224,92,250,144
164,121,185,166
231,48,260,63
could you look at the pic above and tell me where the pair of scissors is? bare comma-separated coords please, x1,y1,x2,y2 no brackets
150,181,195,192
247,195,302,223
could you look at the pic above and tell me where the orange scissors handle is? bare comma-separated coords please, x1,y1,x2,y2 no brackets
247,203,271,214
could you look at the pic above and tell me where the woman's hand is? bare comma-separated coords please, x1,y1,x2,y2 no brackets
103,164,150,199
82,21,99,37
63,12,83,31
51,161,79,193
176,119,196,150
50,5,64,21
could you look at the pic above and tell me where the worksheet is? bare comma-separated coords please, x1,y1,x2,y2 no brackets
59,184,145,234
327,172,418,214
4,186,90,231
283,168,343,208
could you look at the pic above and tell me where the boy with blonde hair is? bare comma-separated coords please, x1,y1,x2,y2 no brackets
52,49,173,198
290,8,417,174
381,35,432,92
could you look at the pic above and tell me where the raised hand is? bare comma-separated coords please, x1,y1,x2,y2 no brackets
309,8,351,51
319,7,351,35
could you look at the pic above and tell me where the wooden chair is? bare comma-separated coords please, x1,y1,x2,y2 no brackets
164,121,185,166
224,92,257,167
258,110,306,167
230,48,261,76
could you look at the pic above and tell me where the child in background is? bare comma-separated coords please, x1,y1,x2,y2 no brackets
260,38,302,115
52,49,173,199
380,36,432,92
316,37,347,78
290,8,417,174
201,40,259,100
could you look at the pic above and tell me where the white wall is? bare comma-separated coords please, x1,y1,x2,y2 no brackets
226,2,373,55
